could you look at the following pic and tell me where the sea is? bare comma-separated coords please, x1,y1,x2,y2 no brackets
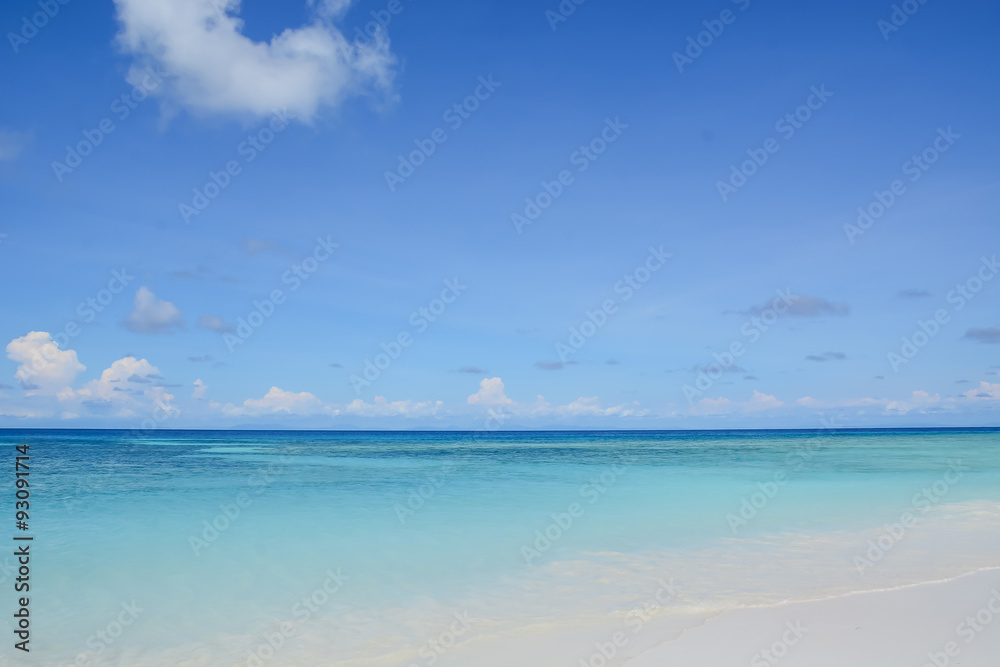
1,428,998,666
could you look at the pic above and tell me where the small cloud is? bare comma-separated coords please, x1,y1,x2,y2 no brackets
535,361,564,371
606,360,619,365
898,289,930,299
123,287,184,334
189,355,214,363
453,366,487,374
805,351,847,362
211,361,229,368
329,362,344,368
170,265,235,283
956,379,970,384
192,379,207,399
467,377,513,405
739,294,849,318
873,375,885,380
198,314,235,334
692,363,746,374
244,238,293,257
964,326,1000,344
744,375,758,380
126,374,153,383
744,390,784,412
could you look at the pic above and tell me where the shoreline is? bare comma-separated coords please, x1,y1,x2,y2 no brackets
408,567,1000,667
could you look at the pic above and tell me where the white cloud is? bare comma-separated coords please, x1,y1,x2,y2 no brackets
554,396,647,417
691,391,784,416
343,396,443,417
6,332,86,394
962,382,1000,402
222,386,334,417
72,356,179,419
192,378,207,399
465,377,644,419
743,390,784,412
467,377,513,405
112,0,396,121
221,387,443,419
123,287,184,334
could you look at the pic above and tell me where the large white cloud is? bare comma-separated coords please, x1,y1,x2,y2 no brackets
73,356,179,419
467,377,513,406
113,0,396,121
6,332,86,394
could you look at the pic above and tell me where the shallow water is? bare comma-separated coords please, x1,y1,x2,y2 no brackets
2,428,998,665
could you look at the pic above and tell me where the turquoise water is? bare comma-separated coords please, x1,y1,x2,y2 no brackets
1,428,999,665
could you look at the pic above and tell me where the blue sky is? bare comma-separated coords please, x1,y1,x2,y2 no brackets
1,0,998,429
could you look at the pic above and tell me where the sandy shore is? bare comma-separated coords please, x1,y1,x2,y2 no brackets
417,568,1000,667
626,567,1000,667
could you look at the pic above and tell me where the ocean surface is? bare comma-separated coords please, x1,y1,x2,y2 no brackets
1,428,999,666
